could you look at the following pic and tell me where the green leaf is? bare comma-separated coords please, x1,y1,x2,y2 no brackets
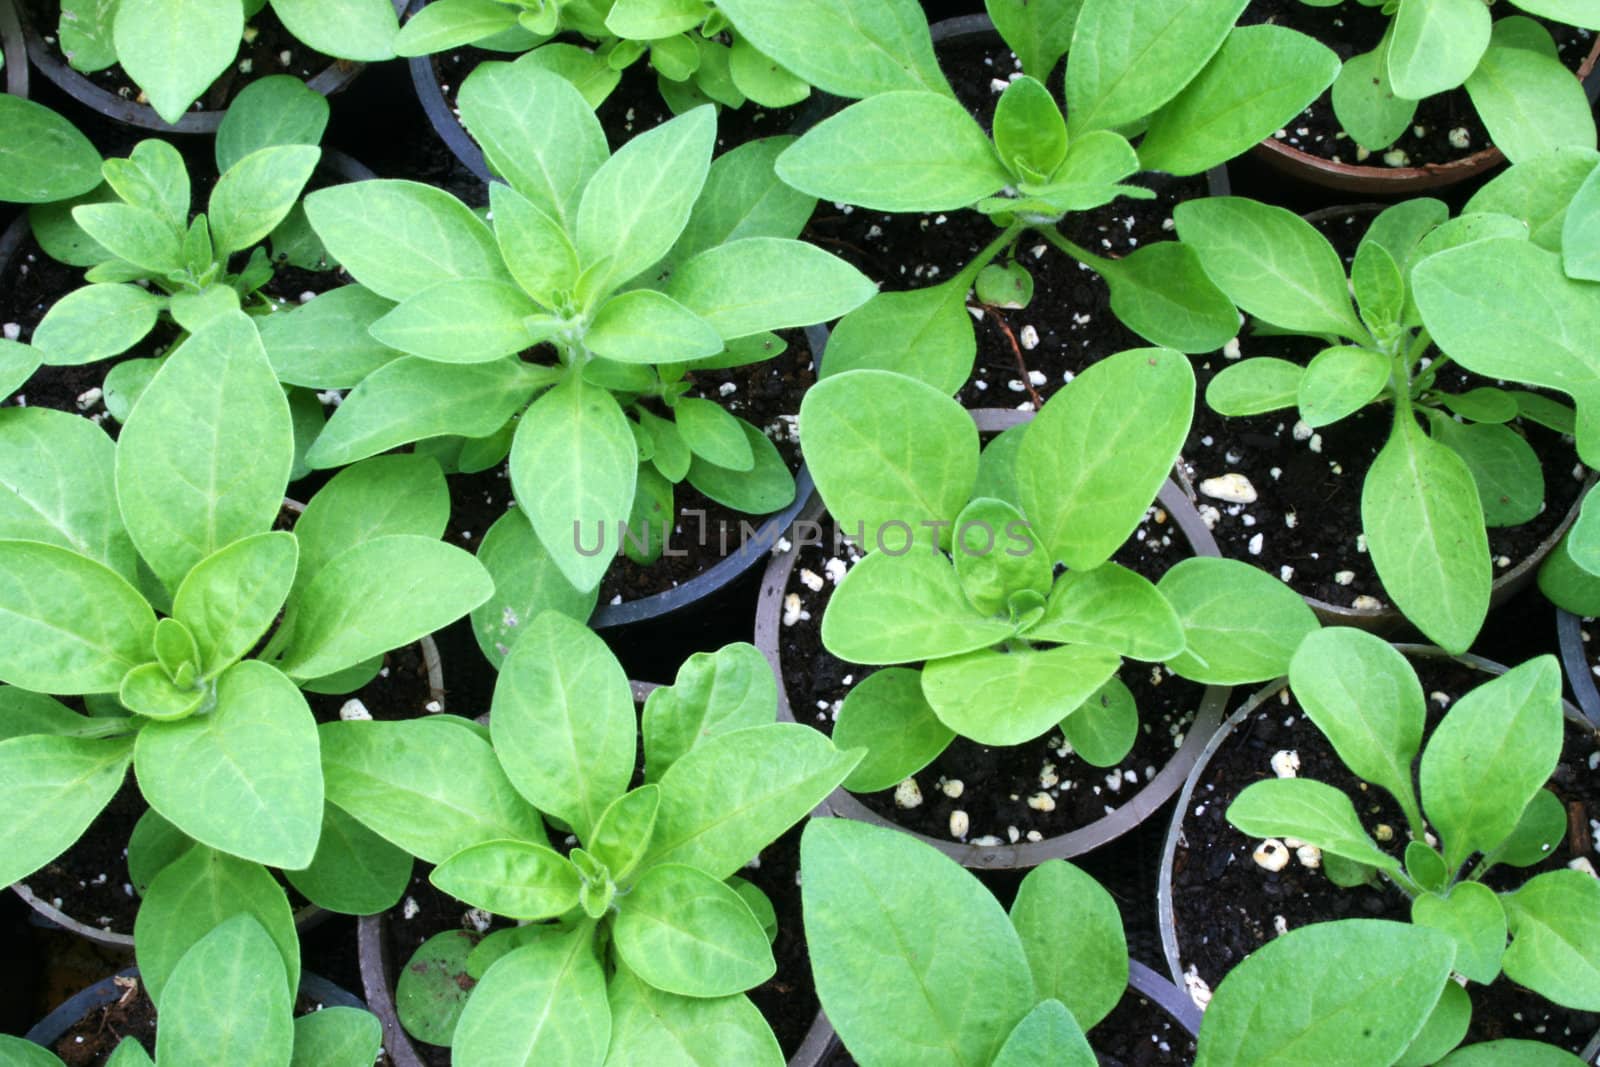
822,549,1016,664
1229,778,1401,872
588,785,660,883
673,396,753,470
396,929,477,1045
283,802,411,916
951,497,1050,617
209,145,320,257
272,0,398,61
577,105,715,293
993,76,1067,179
116,313,293,592
713,0,948,98
801,819,1036,1066
257,286,400,390
1159,556,1320,684
321,717,548,863
666,136,815,269
0,688,100,742
1502,869,1600,1010
135,845,299,1006
1439,1041,1591,1067
799,369,978,544
214,75,329,172
776,92,1009,212
1395,980,1472,1067
606,0,707,39
587,290,723,365
370,279,541,364
510,377,638,592
1088,241,1240,354
1299,345,1390,428
1413,882,1508,984
0,1035,68,1066
394,0,519,54
1176,197,1366,340
1139,24,1339,176
1434,386,1520,424
470,508,597,668
458,61,609,228
993,1000,1095,1067
683,420,793,513
290,1007,384,1067
119,661,205,721
1562,162,1600,281
1195,920,1456,1067
0,734,131,887
1060,677,1140,767
135,660,321,868
1288,627,1426,832
1420,655,1562,870
155,914,294,1067
103,139,189,231
604,967,783,1067
1018,347,1194,569
1207,357,1304,416
1065,0,1249,135
819,284,974,396
1497,787,1568,867
304,180,510,303
1009,860,1127,1030
1388,0,1491,99
432,840,581,920
31,283,162,366
642,642,776,779
172,532,296,677
292,454,449,594
58,0,119,70
1353,240,1406,332
1027,562,1185,661
1426,418,1543,528
0,541,155,694
0,340,42,401
452,927,611,1067
923,644,1123,746
986,0,1081,81
491,611,635,840
1465,17,1596,165
307,357,553,468
1362,418,1490,654
0,95,103,204
643,724,860,879
1465,146,1600,252
664,237,874,341
832,667,953,792
613,863,775,996
113,0,242,124
490,183,579,307
0,407,135,580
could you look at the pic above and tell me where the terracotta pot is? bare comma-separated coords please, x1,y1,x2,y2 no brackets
16,0,406,133
756,407,1231,870
1156,643,1600,1061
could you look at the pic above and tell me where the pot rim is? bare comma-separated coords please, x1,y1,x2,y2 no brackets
15,0,404,134
1155,641,1600,1056
1128,957,1202,1040
2,0,27,98
1557,608,1600,729
755,407,1231,869
23,966,364,1049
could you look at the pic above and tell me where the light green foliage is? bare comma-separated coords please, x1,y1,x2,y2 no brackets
0,96,102,205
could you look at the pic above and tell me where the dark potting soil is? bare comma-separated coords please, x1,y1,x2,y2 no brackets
0,229,122,420
48,972,348,1066
1240,0,1596,166
1170,655,1600,1053
442,329,814,608
380,826,820,1063
803,37,1214,410
303,641,442,725
1182,209,1585,613
22,0,348,115
778,501,1210,848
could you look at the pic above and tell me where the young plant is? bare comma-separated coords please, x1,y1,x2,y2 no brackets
25,77,343,419
1223,628,1600,1062
394,0,811,113
803,817,1132,1064
320,617,861,1062
797,352,1317,792
1311,0,1597,162
0,311,489,898
714,0,1339,393
53,0,400,124
1178,194,1580,654
0,913,383,1067
303,60,874,593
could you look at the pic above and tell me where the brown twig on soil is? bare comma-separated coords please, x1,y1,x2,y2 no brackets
981,304,1043,407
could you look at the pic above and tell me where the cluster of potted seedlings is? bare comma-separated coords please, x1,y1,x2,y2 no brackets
3,0,1600,1063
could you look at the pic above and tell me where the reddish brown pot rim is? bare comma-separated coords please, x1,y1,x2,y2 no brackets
1155,642,1600,1063
755,407,1231,870
15,0,405,134
1250,33,1600,195
2,0,27,98
1178,203,1595,636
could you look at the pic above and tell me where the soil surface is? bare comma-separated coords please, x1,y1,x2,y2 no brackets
1239,0,1596,167
777,497,1213,848
1170,654,1600,1054
303,641,442,725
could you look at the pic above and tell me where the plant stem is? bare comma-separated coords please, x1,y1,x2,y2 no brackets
954,220,1029,291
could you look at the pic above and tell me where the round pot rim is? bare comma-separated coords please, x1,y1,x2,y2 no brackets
1557,608,1600,729
1127,957,1203,1039
10,625,443,948
24,966,363,1049
1182,201,1594,632
2,0,28,98
1156,643,1599,1025
15,0,404,134
755,406,1231,870
1248,31,1600,194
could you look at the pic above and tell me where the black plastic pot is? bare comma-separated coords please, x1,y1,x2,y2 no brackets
24,967,364,1051
757,408,1231,870
1156,644,1600,1061
1557,608,1600,728
2,0,27,98
16,0,406,134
